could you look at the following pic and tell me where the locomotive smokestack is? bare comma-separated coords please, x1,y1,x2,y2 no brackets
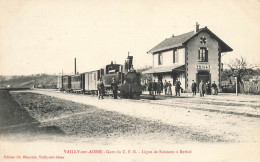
74,58,77,74
124,52,133,72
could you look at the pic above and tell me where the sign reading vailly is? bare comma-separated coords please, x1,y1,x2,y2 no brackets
196,65,210,70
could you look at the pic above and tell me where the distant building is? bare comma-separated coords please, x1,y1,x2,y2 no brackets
143,23,233,92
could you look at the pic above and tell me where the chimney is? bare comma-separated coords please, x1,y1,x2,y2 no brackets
172,34,175,37
196,22,199,33
74,58,77,74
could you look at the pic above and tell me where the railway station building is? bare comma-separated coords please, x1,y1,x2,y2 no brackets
143,23,233,92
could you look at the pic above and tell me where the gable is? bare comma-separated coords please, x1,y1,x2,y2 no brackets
183,27,233,53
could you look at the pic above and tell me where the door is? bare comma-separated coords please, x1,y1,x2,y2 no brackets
197,71,210,84
158,74,162,82
172,72,178,85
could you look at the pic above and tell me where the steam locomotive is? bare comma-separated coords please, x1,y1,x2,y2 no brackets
57,55,143,98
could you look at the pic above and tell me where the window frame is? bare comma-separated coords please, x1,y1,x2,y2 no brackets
158,53,162,65
198,47,208,62
173,49,177,63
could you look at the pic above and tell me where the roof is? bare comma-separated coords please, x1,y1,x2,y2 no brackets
147,31,195,54
147,27,233,54
142,65,185,74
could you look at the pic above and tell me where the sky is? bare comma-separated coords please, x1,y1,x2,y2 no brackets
0,0,259,75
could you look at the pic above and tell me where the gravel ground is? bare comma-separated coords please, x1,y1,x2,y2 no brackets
1,91,225,144
2,89,260,145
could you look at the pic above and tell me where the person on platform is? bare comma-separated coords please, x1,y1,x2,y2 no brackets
199,80,206,97
167,81,172,95
97,78,104,99
206,81,211,95
211,81,218,95
163,80,168,95
191,80,197,96
175,79,181,96
111,78,118,99
152,80,157,95
148,81,152,95
157,80,163,95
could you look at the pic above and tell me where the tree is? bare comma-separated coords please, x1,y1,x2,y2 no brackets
226,57,255,94
137,65,153,84
227,57,254,84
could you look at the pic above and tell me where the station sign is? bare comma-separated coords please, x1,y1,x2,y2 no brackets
195,64,210,70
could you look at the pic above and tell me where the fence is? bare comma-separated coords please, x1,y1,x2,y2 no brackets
221,81,260,95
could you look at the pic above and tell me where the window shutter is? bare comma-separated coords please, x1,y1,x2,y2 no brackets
198,50,200,61
176,51,179,63
209,73,211,84
205,49,208,62
173,51,175,63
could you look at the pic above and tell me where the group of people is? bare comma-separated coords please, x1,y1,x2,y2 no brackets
191,80,218,97
97,77,218,99
97,77,118,99
147,80,163,95
147,79,182,96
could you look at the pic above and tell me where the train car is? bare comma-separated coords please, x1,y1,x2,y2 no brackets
58,54,143,98
71,74,84,93
57,76,63,90
62,75,71,91
84,70,102,94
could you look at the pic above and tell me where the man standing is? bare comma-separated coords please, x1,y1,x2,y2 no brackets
175,79,181,96
152,80,157,95
148,81,152,95
163,80,168,95
206,81,211,95
167,81,172,95
191,80,197,96
199,80,205,97
157,80,163,95
111,78,118,99
97,78,104,99
211,81,218,95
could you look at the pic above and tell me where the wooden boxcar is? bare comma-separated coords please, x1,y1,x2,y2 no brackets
62,75,71,91
71,74,84,92
84,70,102,94
57,76,63,90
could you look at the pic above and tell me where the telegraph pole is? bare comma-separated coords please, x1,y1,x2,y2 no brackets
236,76,238,96
74,58,77,74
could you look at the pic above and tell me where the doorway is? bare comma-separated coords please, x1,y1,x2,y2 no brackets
172,72,178,85
197,71,210,84
158,74,162,82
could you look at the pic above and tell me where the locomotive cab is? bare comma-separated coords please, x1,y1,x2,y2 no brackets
103,63,123,90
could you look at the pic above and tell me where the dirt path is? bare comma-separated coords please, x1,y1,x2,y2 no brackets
11,89,260,143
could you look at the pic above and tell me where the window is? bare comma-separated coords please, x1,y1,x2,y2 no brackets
158,53,162,65
173,50,178,63
198,48,208,62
